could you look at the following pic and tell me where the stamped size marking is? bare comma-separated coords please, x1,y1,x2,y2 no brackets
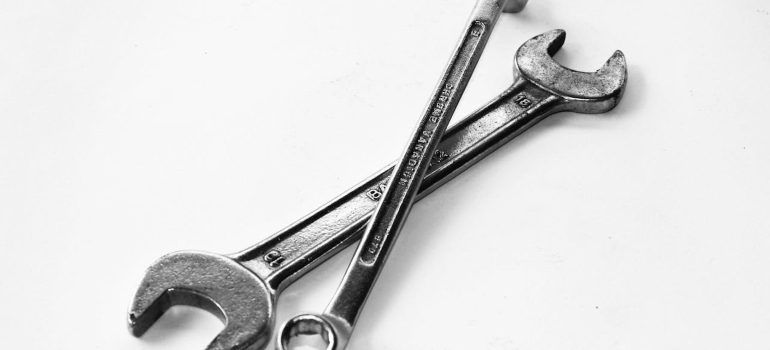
432,149,449,165
514,93,534,108
263,250,285,268
470,21,485,37
368,233,383,255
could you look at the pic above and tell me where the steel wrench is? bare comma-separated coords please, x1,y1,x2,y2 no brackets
278,1,528,349
127,29,627,350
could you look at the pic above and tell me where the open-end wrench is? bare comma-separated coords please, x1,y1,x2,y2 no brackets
127,29,627,350
277,1,529,349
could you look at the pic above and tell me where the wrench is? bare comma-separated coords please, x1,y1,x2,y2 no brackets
127,29,627,350
278,0,530,349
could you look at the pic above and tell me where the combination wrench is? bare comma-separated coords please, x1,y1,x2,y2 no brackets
278,1,528,349
128,29,627,350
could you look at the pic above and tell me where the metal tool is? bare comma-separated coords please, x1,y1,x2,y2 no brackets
127,29,626,350
277,1,529,349
276,22,625,350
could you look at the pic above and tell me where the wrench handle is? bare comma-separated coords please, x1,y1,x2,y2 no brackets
323,0,514,332
234,80,562,297
356,18,487,265
235,0,510,293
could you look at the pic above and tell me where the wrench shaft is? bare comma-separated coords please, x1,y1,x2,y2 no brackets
320,3,515,336
237,1,515,295
237,79,560,295
359,20,487,264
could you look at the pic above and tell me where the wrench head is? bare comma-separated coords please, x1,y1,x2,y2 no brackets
128,251,274,350
277,314,346,350
515,29,628,113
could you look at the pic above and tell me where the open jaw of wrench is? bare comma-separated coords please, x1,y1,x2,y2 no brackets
127,29,627,350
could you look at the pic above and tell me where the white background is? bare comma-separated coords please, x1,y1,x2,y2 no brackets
2,0,770,349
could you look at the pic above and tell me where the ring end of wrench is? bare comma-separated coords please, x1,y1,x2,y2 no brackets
276,314,350,350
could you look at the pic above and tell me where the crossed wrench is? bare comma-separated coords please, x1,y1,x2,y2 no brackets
127,29,627,350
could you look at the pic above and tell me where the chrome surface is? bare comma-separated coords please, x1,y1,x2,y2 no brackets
127,29,628,350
